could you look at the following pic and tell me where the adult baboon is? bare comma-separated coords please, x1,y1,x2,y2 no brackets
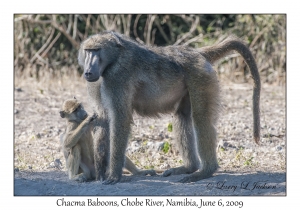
60,97,156,182
78,31,260,184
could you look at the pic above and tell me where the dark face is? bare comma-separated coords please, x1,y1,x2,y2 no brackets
80,33,123,82
84,49,100,82
60,104,88,123
73,105,88,122
84,49,108,82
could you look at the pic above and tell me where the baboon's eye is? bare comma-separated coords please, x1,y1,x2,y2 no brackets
88,49,100,52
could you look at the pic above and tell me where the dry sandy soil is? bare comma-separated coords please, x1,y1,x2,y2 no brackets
14,76,286,196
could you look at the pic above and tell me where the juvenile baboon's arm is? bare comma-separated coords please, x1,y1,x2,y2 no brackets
63,121,90,149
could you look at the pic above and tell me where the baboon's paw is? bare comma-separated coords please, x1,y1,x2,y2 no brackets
73,174,88,182
178,171,213,183
162,166,197,177
95,171,107,182
162,169,172,177
119,176,133,182
102,175,121,185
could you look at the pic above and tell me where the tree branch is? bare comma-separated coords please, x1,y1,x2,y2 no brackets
146,15,156,45
30,28,55,63
51,15,79,49
174,16,199,46
154,18,171,44
133,14,144,44
41,32,62,58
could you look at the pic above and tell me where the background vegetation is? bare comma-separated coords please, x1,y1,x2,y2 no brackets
14,14,286,84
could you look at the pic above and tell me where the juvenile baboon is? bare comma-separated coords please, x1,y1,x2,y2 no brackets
60,97,156,182
59,97,96,182
78,31,260,184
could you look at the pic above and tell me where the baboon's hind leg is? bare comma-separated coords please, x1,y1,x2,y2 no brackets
179,71,220,183
163,93,201,177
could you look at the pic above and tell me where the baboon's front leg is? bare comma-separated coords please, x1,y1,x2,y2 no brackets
93,123,109,182
102,100,132,185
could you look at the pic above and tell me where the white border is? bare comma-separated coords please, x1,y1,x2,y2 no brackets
3,1,296,209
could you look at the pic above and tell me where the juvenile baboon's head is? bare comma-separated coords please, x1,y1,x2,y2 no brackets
60,97,88,122
78,31,123,82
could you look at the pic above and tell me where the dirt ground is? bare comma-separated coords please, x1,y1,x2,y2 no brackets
13,76,286,196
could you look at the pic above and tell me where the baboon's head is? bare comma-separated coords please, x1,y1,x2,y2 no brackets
60,97,88,122
78,31,123,82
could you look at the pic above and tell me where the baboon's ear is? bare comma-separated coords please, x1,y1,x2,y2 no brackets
73,96,77,99
59,111,65,118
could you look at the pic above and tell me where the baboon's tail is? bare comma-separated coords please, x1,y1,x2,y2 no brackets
200,36,261,144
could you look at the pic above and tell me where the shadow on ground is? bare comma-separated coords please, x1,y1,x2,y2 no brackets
14,170,286,196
